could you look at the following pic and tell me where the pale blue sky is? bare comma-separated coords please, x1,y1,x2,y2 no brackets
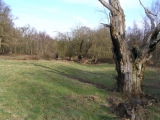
5,0,153,37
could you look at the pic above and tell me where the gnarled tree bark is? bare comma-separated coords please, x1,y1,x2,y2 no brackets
99,0,160,98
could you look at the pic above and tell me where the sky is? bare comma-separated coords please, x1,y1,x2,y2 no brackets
4,0,153,37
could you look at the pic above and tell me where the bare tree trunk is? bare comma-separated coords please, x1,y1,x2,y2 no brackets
99,0,160,98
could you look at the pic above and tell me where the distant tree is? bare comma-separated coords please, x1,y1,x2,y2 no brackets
71,26,94,57
126,21,143,47
0,0,15,54
91,26,112,59
0,0,59,58
13,25,56,59
56,32,76,60
56,25,112,61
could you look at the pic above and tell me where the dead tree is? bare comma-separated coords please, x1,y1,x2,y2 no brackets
99,0,160,98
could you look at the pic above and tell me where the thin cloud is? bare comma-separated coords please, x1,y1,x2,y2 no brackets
75,16,88,26
14,13,77,37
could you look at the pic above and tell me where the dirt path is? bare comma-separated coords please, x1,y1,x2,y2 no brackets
64,74,109,89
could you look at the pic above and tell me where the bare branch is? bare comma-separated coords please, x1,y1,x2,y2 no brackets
99,0,114,12
139,0,156,29
100,23,110,28
96,8,110,23
140,23,160,62
148,25,160,52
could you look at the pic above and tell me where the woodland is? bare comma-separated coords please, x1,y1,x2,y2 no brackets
0,0,159,63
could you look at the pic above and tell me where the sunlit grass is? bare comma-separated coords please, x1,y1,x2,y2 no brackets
0,59,159,119
0,60,116,120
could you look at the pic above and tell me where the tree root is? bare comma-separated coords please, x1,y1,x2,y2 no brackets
107,96,158,120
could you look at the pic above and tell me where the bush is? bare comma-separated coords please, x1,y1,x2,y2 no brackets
42,53,54,60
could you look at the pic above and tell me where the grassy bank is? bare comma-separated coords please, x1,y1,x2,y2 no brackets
0,60,159,119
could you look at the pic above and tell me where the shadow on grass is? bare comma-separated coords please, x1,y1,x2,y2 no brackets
27,62,160,120
31,63,115,90
28,62,116,119
142,69,160,98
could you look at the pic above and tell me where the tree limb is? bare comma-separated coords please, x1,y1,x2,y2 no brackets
148,24,160,53
99,0,115,12
139,0,156,29
140,23,160,63
100,23,110,28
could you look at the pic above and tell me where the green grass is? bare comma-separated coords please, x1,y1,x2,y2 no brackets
0,60,116,120
0,59,159,120
143,67,160,95
142,67,160,120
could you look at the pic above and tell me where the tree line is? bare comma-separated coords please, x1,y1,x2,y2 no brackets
0,0,159,62
0,0,113,61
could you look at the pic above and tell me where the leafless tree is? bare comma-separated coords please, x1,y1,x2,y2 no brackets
99,0,160,98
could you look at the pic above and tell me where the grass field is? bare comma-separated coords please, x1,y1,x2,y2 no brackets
0,59,160,120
